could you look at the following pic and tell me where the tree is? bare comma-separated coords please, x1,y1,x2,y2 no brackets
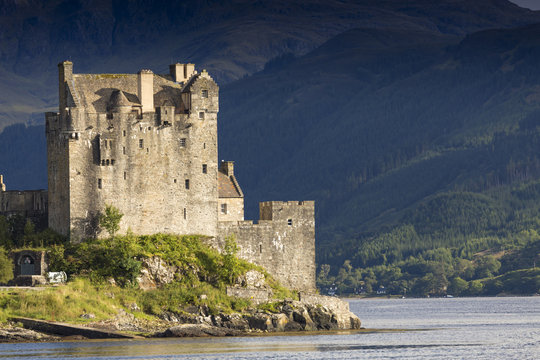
0,247,13,284
448,277,468,296
99,204,123,237
0,215,11,249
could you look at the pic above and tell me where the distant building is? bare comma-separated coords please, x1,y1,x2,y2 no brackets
0,62,315,291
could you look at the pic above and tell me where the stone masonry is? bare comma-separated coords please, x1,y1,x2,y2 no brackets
0,61,316,292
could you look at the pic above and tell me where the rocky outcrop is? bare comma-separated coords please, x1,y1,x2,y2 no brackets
0,323,60,342
159,324,243,337
158,296,361,337
137,257,178,290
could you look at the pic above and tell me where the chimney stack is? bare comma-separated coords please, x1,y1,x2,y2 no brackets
169,63,196,83
58,61,73,113
220,161,234,177
138,69,154,113
0,175,5,191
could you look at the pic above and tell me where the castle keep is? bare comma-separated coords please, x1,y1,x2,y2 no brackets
0,62,315,291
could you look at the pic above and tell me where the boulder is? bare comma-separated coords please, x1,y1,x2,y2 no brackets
159,324,242,337
137,256,177,290
246,314,273,331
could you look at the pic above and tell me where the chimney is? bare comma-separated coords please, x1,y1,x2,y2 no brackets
169,63,196,83
58,61,73,112
138,69,154,113
0,175,5,191
220,161,234,177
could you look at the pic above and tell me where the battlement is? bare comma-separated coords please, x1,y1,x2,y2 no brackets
259,200,315,222
218,200,316,291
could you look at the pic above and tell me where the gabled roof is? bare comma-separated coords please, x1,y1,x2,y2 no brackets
218,172,243,198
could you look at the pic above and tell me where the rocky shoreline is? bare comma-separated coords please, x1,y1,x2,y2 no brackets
1,296,361,342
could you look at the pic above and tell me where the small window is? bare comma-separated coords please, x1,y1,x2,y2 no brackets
202,89,208,98
198,111,204,120
148,126,151,130
180,138,186,147
123,130,126,137
111,159,115,165
287,219,292,226
185,179,190,189
124,172,126,180
103,141,107,149
259,244,262,253
106,159,110,166
183,208,187,220
174,179,177,183
109,140,113,147
123,146,126,155
202,164,207,174
221,203,227,214
98,179,102,189
146,148,149,153
101,160,105,166
139,139,144,148
203,143,206,149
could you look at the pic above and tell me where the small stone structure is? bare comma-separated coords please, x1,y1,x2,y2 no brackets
0,175,47,229
0,61,316,292
11,250,48,286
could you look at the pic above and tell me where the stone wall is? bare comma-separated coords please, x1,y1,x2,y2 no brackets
218,197,244,222
46,63,220,241
0,185,48,228
218,201,316,292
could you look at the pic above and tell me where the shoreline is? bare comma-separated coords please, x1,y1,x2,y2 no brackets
0,325,410,344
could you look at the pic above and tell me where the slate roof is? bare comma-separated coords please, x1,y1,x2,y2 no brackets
218,172,243,198
72,74,184,113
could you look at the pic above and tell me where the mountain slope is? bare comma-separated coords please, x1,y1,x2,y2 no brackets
1,0,539,130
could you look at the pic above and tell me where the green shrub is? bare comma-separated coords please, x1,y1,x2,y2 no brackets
0,247,13,284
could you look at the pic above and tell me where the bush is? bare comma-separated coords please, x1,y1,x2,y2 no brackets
0,247,13,284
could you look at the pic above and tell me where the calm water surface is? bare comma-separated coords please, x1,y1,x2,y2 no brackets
0,296,538,359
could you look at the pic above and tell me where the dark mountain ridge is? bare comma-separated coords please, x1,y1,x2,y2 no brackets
1,0,540,294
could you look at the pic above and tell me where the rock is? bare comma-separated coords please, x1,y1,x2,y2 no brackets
292,307,315,331
241,270,266,288
136,269,156,290
246,314,273,331
129,303,140,311
159,324,242,337
80,313,96,319
107,278,116,286
199,294,207,300
271,313,289,331
137,256,178,290
218,314,250,330
297,293,361,330
0,325,59,342
309,306,337,330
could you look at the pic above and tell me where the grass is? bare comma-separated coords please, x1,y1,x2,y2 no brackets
0,234,295,325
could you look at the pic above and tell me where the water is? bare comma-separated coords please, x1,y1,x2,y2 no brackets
0,297,538,359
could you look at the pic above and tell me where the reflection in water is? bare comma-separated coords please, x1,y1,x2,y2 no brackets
0,297,539,360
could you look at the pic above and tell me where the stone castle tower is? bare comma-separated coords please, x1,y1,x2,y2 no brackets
46,62,220,240
1,61,315,291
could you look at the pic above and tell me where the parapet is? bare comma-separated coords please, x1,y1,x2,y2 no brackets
259,200,315,221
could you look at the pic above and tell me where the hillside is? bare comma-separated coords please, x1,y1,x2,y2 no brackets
1,1,540,295
1,0,539,131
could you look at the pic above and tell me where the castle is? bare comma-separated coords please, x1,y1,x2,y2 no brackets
0,62,315,291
